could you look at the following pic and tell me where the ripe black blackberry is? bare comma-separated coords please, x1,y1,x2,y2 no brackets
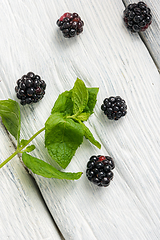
56,12,84,38
86,155,115,187
101,96,127,120
15,72,46,105
123,2,152,32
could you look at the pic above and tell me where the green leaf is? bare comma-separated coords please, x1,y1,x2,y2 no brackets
76,112,91,121
23,145,36,153
72,78,88,115
0,99,21,143
20,139,28,147
44,79,99,170
45,112,84,168
83,87,99,115
22,152,82,180
81,122,101,149
51,90,73,116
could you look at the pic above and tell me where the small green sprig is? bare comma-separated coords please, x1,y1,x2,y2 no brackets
0,78,101,180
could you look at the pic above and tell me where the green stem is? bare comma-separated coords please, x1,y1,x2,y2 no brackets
0,127,45,169
66,111,80,119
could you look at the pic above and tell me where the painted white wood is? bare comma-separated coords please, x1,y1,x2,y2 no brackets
1,0,160,239
0,122,62,240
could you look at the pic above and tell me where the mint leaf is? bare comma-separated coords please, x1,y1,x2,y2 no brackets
51,84,98,122
0,99,21,143
22,152,82,180
72,78,88,115
76,112,91,121
76,88,99,121
23,145,36,153
83,87,99,115
81,122,101,149
45,112,84,168
20,139,28,147
20,140,35,152
51,90,73,116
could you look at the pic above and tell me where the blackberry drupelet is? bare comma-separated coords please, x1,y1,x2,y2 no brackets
86,155,115,187
101,96,127,120
15,72,46,105
56,12,84,38
123,1,152,32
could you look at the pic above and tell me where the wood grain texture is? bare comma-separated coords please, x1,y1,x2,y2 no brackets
0,0,160,239
0,122,62,240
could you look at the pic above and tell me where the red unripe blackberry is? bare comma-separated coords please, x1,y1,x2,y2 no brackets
56,12,84,38
15,72,46,105
101,96,127,120
123,2,152,32
86,155,115,187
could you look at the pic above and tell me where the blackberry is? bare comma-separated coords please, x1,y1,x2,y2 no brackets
86,155,115,187
123,2,152,32
56,12,84,38
101,96,127,120
15,72,46,105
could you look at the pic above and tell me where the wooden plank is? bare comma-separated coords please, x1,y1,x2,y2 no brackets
123,0,160,70
1,0,160,239
0,122,62,239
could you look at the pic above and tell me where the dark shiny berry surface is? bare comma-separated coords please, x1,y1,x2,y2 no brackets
101,96,127,120
123,2,152,32
86,155,115,187
15,72,46,105
57,12,84,38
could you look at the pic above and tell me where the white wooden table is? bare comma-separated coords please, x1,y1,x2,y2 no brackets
1,0,160,239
